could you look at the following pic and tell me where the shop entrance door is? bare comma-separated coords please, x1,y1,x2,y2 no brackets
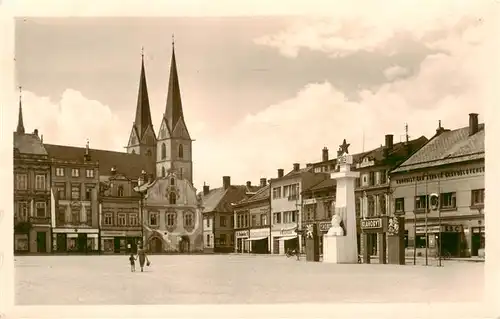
36,231,47,253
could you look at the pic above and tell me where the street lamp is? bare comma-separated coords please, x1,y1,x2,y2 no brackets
429,193,441,267
135,170,148,250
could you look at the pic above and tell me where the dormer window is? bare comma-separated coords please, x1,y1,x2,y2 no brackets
117,186,124,197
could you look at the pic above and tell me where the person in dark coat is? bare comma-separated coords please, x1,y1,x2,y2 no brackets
136,245,149,272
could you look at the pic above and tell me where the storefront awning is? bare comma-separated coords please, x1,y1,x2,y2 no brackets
279,235,298,241
247,236,268,241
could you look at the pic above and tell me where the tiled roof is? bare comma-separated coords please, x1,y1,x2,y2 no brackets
359,136,428,164
391,124,484,173
44,144,155,178
201,185,250,213
13,132,48,156
234,184,270,207
307,179,336,192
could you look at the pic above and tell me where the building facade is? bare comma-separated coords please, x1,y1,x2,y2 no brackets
390,114,485,258
269,164,328,255
46,143,100,253
233,178,270,254
13,103,52,254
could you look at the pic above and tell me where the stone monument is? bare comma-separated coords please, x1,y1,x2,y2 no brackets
305,223,320,262
323,139,360,264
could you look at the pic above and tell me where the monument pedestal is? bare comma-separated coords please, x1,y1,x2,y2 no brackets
305,223,320,262
387,216,405,265
323,234,358,264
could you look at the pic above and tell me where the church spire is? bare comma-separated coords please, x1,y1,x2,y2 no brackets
16,86,25,134
133,47,153,141
164,34,184,132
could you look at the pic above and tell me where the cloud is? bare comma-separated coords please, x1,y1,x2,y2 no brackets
383,65,409,81
254,2,489,59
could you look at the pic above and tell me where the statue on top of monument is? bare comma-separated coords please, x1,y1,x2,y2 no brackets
337,139,350,157
327,212,345,236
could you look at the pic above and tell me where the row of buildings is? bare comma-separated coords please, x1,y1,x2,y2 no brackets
202,115,485,259
13,41,485,259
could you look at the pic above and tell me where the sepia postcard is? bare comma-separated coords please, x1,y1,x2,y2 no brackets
0,1,499,318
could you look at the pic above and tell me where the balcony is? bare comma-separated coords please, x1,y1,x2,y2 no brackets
29,216,51,225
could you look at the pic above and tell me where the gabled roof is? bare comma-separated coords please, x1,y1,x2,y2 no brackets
201,185,252,213
306,179,336,192
13,132,47,156
133,54,154,142
233,184,270,207
44,144,154,178
359,136,427,165
391,124,484,173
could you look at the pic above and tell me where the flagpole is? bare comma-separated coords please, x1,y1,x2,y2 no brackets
413,178,417,266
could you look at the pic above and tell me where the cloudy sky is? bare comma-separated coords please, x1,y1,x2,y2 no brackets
12,2,493,190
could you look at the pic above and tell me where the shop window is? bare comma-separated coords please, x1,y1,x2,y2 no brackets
14,235,29,251
415,235,427,248
103,239,114,252
219,234,227,246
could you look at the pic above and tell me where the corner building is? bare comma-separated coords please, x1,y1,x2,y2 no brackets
390,114,485,258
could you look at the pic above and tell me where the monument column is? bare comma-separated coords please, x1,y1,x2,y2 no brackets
323,139,360,264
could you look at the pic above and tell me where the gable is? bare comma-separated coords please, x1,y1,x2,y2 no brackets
157,118,171,141
172,118,191,140
140,125,157,145
127,127,139,147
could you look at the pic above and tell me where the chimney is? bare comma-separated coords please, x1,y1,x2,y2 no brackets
277,169,284,178
385,134,393,150
33,129,38,137
246,181,251,188
84,139,91,162
322,147,329,162
435,120,446,136
260,178,267,187
469,113,479,136
293,163,300,171
40,134,43,143
110,166,117,175
223,176,231,190
203,182,210,196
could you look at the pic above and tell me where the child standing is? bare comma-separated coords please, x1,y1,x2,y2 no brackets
129,253,136,272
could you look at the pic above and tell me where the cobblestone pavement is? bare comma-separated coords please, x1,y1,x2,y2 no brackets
15,254,484,305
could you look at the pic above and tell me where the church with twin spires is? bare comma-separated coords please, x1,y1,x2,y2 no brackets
126,40,203,253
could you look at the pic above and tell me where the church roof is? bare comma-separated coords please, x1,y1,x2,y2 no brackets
44,144,154,178
133,53,154,142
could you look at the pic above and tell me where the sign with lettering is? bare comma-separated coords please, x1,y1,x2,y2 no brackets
319,222,332,232
250,228,270,238
235,230,249,238
415,225,441,234
280,228,296,236
361,218,382,230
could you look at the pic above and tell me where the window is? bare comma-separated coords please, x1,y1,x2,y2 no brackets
395,198,405,213
86,206,92,224
86,169,94,178
355,178,361,188
219,234,227,245
15,173,27,190
55,183,66,200
162,167,166,177
305,204,315,221
16,201,28,222
85,186,93,200
57,206,66,224
178,144,183,158
206,234,211,247
150,212,158,226
56,168,65,177
220,216,227,227
440,192,457,209
169,192,176,204
379,195,386,215
273,212,281,224
170,178,175,185
103,213,113,225
324,200,333,218
272,187,282,199
283,185,290,198
283,211,297,223
380,170,387,184
161,143,166,160
369,171,375,186
184,212,194,227
251,215,257,226
71,208,80,224
71,168,80,177
355,197,361,217
35,174,46,190
129,213,139,226
414,195,428,212
35,202,46,217
471,189,485,207
71,185,81,200
117,213,126,226
166,213,176,227
244,214,248,227
261,214,268,226
367,196,375,216
117,186,124,197
206,217,210,228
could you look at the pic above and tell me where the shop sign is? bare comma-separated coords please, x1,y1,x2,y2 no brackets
443,225,462,233
235,230,249,238
415,225,441,234
280,228,296,236
101,231,127,237
319,222,332,232
472,227,485,234
361,218,382,230
250,228,270,238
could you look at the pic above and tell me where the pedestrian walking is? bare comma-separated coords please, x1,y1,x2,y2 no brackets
136,245,150,272
129,253,136,272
